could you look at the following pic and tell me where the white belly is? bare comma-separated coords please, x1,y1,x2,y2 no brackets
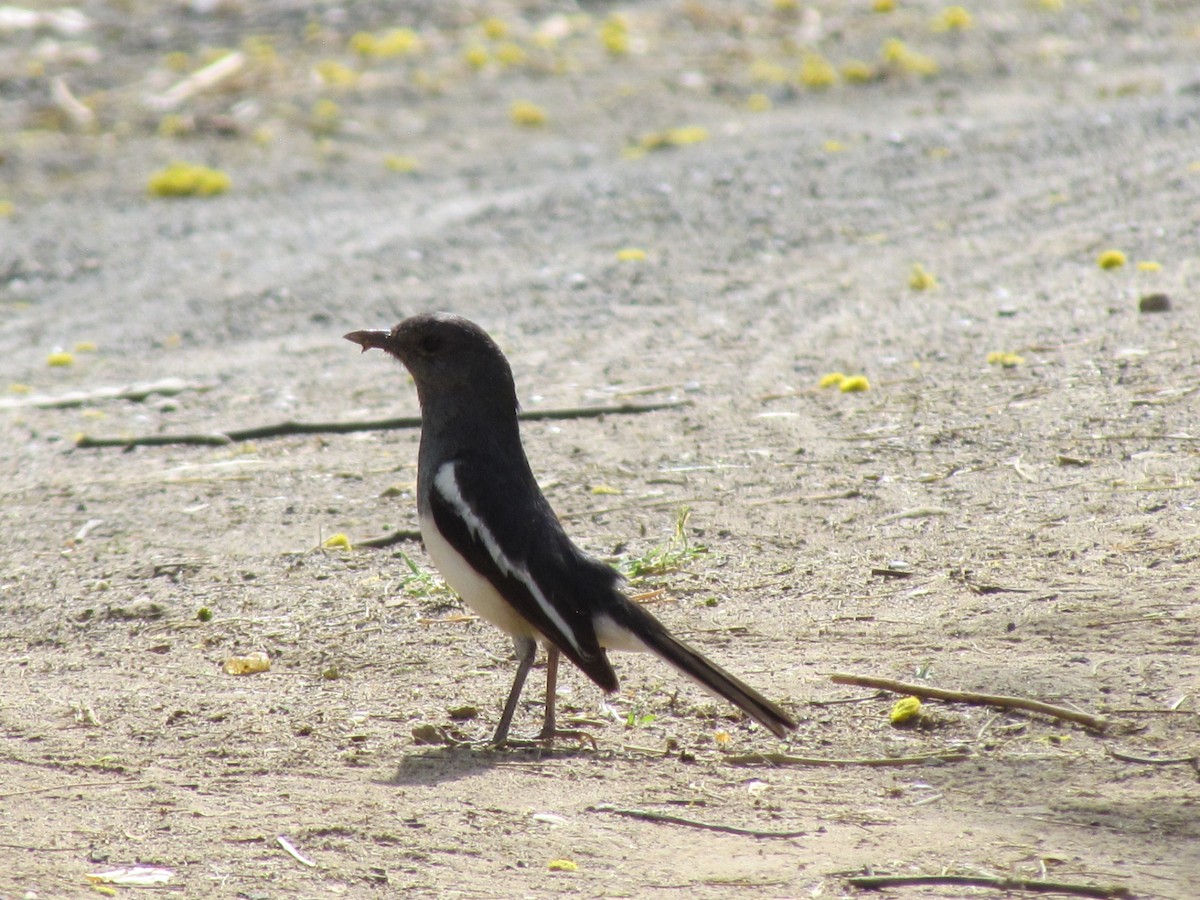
419,513,537,639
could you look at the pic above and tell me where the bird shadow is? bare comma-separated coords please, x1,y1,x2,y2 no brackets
380,741,598,787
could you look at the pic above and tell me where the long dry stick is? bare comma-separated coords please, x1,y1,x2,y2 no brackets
357,528,423,549
588,804,805,839
74,400,688,449
0,779,134,799
1107,747,1198,766
830,673,1108,732
724,751,969,768
845,873,1130,898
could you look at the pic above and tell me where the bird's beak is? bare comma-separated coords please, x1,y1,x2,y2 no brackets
344,329,392,353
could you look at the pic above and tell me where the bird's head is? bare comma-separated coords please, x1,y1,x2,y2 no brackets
345,313,519,419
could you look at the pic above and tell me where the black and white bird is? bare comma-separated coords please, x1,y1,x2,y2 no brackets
346,313,796,746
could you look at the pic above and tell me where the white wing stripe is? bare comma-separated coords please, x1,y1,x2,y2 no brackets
434,461,583,657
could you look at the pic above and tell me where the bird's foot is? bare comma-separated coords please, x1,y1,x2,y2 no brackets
539,726,599,751
487,728,598,752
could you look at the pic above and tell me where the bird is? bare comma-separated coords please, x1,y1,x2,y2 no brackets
345,313,796,747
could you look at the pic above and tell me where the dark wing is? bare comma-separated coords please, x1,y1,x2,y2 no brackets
428,454,621,692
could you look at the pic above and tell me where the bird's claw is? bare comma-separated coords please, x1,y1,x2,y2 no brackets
487,728,598,752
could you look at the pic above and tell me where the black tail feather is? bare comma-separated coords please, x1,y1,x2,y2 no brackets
616,601,796,738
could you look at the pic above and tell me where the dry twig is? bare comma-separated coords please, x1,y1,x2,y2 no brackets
75,400,688,449
878,506,951,524
357,528,423,548
845,872,1130,898
50,77,95,130
149,50,246,111
0,779,134,799
830,673,1108,732
1107,747,1198,767
588,804,804,839
724,751,969,768
276,835,316,868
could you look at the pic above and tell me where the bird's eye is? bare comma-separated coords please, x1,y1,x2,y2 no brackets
419,335,442,354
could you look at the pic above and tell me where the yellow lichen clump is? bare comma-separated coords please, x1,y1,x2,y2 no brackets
384,155,420,173
510,100,547,127
841,60,876,83
746,93,772,112
379,28,423,56
47,351,75,367
799,53,837,89
348,31,378,57
615,248,647,261
493,42,527,67
350,28,423,58
147,162,231,198
986,351,1025,368
882,38,939,76
636,126,709,153
665,125,708,145
481,17,509,40
839,375,870,393
889,696,922,725
463,45,489,69
598,14,631,56
314,59,359,87
1097,249,1127,270
908,263,938,290
309,98,342,135
932,6,974,32
819,372,870,392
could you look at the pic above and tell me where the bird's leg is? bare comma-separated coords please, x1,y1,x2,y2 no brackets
490,636,536,748
538,647,560,741
487,642,597,751
536,647,598,750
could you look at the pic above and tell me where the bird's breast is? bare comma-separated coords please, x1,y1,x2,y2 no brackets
418,513,538,639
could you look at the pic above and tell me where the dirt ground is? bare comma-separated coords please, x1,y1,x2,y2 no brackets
2,1,1198,897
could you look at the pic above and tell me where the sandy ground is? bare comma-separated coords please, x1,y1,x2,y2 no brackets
2,1,1198,897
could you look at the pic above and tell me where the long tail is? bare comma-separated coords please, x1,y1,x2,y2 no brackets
603,600,797,739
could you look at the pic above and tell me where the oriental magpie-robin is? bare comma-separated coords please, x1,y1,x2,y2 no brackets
346,313,796,746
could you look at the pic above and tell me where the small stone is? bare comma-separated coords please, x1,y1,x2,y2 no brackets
1138,293,1171,313
1056,455,1091,467
411,723,451,745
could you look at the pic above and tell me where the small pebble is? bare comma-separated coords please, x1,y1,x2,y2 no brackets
1138,293,1171,313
